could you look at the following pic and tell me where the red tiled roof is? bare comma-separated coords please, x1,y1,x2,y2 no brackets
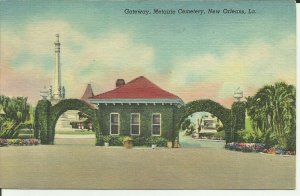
91,76,180,99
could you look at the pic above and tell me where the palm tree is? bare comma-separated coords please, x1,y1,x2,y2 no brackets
0,96,31,138
246,82,296,149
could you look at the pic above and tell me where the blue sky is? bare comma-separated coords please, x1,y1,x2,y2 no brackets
0,0,296,106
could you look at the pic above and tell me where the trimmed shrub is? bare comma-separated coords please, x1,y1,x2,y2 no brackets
34,100,51,143
96,135,105,146
103,135,111,143
109,136,124,146
132,136,147,146
146,136,167,147
97,135,167,147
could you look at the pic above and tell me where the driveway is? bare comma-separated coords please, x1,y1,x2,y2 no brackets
179,131,225,148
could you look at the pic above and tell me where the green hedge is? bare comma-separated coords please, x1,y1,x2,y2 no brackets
50,99,100,144
35,99,101,145
177,99,232,141
146,136,167,147
231,101,246,142
34,100,51,143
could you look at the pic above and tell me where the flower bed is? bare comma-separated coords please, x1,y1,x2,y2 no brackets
0,138,39,146
0,138,8,146
225,142,265,152
97,135,167,147
225,142,296,155
262,147,296,155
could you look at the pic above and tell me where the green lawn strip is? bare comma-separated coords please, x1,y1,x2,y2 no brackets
245,118,254,132
55,130,95,135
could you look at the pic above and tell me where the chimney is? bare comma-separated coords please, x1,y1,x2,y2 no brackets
116,79,125,88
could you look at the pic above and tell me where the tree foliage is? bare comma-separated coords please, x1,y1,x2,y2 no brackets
231,101,246,141
34,100,51,143
181,118,191,130
246,82,296,149
0,96,32,138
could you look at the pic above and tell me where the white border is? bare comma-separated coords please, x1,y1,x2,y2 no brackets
2,3,300,196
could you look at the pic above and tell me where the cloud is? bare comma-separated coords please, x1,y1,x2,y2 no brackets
0,20,155,103
167,34,296,107
0,19,295,109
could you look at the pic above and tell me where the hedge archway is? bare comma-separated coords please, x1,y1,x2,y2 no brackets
176,99,232,141
34,99,101,144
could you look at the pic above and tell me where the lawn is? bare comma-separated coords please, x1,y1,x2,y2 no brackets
245,117,254,131
55,130,95,135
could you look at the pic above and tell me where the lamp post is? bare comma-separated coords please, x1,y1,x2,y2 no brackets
233,87,243,102
40,86,49,100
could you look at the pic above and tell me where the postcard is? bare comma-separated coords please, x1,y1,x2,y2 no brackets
0,0,296,190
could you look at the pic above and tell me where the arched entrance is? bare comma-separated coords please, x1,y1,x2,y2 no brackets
179,111,226,148
34,99,101,144
176,99,232,142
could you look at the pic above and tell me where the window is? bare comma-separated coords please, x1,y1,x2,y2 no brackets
131,113,140,135
110,113,119,135
152,113,161,136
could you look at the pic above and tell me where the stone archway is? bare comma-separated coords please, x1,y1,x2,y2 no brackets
34,99,101,145
176,99,232,142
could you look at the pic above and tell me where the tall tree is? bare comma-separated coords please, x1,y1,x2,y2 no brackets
246,82,296,149
0,96,31,138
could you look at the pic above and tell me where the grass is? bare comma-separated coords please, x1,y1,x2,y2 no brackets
55,130,95,135
18,134,34,139
245,118,254,132
18,129,33,134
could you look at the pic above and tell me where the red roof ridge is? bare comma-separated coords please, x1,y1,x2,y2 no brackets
90,76,181,100
121,75,145,86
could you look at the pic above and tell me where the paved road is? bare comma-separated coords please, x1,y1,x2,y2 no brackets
179,131,225,148
55,132,226,148
0,140,295,189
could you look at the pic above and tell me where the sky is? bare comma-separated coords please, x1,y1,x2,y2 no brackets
0,0,296,107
